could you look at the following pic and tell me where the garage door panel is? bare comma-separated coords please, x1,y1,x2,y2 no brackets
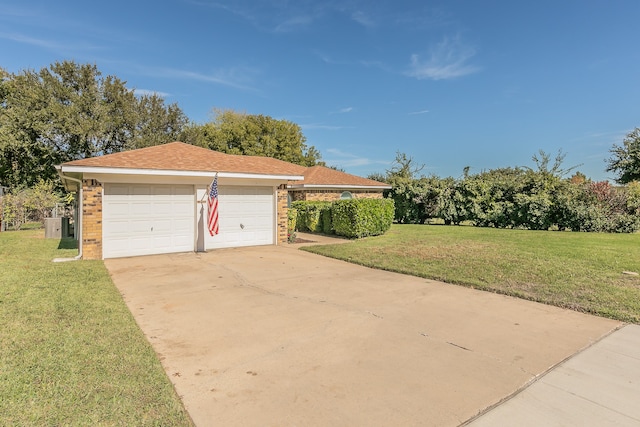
204,186,274,250
130,220,154,233
108,184,130,196
108,203,130,216
103,184,195,258
174,218,192,232
152,219,172,232
131,203,152,216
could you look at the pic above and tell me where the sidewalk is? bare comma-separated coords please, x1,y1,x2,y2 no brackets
466,324,640,426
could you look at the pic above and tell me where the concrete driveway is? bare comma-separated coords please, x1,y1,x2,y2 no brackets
105,245,620,426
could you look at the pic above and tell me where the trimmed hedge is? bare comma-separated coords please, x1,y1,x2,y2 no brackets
290,201,330,233
288,208,297,232
321,206,333,234
331,198,395,238
290,199,394,238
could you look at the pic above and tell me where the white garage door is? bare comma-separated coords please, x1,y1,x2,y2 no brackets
204,186,274,250
103,184,194,258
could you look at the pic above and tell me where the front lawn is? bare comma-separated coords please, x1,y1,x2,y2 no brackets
303,224,640,323
0,230,192,426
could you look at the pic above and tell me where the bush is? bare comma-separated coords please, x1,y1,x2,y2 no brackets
1,180,63,231
332,198,395,238
321,206,333,234
287,208,297,242
290,201,330,233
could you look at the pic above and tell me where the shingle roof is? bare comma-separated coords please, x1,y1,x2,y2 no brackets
62,142,307,176
60,141,389,188
289,165,390,188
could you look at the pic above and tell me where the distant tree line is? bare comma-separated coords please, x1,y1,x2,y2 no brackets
0,61,322,191
374,150,640,233
2,60,640,232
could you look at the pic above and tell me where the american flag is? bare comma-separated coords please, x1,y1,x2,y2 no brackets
207,175,219,237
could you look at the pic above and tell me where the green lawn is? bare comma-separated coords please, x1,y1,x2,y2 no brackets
304,224,640,323
0,230,193,426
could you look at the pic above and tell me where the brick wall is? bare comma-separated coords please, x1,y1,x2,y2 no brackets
289,189,384,202
82,179,103,260
276,184,288,244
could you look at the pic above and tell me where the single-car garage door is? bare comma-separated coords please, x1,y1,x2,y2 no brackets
204,186,274,250
103,184,194,258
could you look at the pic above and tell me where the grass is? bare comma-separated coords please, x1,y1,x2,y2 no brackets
303,224,640,323
0,230,193,426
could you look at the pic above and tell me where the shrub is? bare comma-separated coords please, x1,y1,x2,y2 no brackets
287,208,297,242
332,198,394,238
290,201,330,233
320,206,333,234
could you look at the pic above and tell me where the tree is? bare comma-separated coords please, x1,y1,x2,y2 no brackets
528,149,580,178
0,180,61,229
0,61,187,188
366,172,388,183
130,93,187,149
386,151,424,180
180,109,322,166
606,128,640,184
384,152,426,223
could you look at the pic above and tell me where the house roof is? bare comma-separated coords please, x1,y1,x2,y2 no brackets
61,142,307,176
288,165,391,189
58,141,389,191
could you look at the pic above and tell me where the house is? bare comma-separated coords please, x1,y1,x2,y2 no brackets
57,142,389,260
288,165,390,202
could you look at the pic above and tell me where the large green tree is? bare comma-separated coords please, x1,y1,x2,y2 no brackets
0,61,186,188
606,128,640,184
181,109,322,166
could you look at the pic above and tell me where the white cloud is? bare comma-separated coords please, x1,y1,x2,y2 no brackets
407,36,480,80
300,123,346,131
133,88,170,98
325,148,389,168
0,31,100,51
142,66,260,92
409,109,430,115
351,11,375,28
338,107,353,113
274,15,314,33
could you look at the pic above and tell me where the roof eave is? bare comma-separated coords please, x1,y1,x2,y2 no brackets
287,184,391,190
59,165,304,181
55,165,82,192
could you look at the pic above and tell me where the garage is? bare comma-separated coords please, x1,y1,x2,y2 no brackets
204,186,274,250
103,183,195,258
57,142,306,260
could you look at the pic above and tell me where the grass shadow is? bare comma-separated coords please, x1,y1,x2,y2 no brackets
57,237,78,250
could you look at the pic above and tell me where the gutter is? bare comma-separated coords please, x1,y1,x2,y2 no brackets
54,166,83,262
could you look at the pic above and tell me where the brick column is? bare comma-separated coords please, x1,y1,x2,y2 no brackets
82,179,103,260
276,184,288,244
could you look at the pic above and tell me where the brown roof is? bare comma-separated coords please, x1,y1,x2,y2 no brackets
61,141,389,188
290,165,390,188
62,142,307,176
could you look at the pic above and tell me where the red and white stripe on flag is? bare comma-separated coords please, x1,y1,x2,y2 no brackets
207,175,219,237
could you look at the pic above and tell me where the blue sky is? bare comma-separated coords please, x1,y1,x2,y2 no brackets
1,1,639,181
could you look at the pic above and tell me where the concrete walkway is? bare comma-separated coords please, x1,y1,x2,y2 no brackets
106,243,626,426
467,324,640,426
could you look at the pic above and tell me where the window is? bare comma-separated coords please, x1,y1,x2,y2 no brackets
340,191,353,200
287,193,292,208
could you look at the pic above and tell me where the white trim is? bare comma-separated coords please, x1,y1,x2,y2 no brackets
287,184,391,190
60,165,304,181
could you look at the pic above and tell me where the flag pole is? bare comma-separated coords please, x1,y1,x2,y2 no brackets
199,172,219,203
